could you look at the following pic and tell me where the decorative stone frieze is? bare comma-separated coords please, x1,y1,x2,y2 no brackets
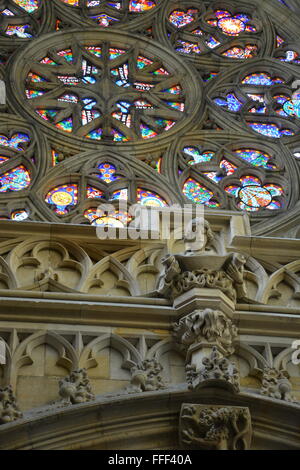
186,347,240,393
172,308,238,357
59,368,95,405
0,386,22,425
261,367,296,402
179,404,252,450
125,359,167,394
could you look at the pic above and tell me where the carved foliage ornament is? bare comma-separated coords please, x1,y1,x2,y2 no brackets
59,368,95,404
186,346,240,393
261,367,296,402
0,385,23,424
125,358,167,394
179,404,252,450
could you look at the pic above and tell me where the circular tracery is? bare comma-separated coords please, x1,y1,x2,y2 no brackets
0,0,45,40
160,1,264,62
209,61,300,139
11,29,201,144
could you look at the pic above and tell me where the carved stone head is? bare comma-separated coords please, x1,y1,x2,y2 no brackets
184,218,214,255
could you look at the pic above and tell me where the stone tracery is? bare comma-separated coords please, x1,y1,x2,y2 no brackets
0,0,296,225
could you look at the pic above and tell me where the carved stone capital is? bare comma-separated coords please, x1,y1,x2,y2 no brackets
172,308,238,357
179,404,252,450
59,368,95,404
186,346,240,393
0,385,23,424
261,367,296,402
125,359,167,394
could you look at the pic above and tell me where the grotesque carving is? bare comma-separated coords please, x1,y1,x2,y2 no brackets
125,359,167,394
0,386,23,424
157,255,181,297
59,368,95,404
261,367,296,402
180,404,252,450
186,346,240,393
157,218,247,302
172,308,238,356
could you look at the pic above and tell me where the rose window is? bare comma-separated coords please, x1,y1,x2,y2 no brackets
11,30,200,144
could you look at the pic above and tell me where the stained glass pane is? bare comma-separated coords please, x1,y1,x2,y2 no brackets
45,184,78,215
87,186,104,199
112,188,128,200
129,1,156,13
12,0,40,13
11,209,29,221
242,73,284,85
84,208,132,227
169,9,198,28
97,163,119,183
234,149,276,169
247,122,294,138
0,133,30,151
0,166,31,192
183,147,215,164
183,178,215,205
137,188,167,207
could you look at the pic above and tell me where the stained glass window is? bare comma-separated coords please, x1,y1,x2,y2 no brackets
21,35,190,143
1,0,299,222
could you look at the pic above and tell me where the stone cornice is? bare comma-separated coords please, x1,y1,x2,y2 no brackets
0,292,299,336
